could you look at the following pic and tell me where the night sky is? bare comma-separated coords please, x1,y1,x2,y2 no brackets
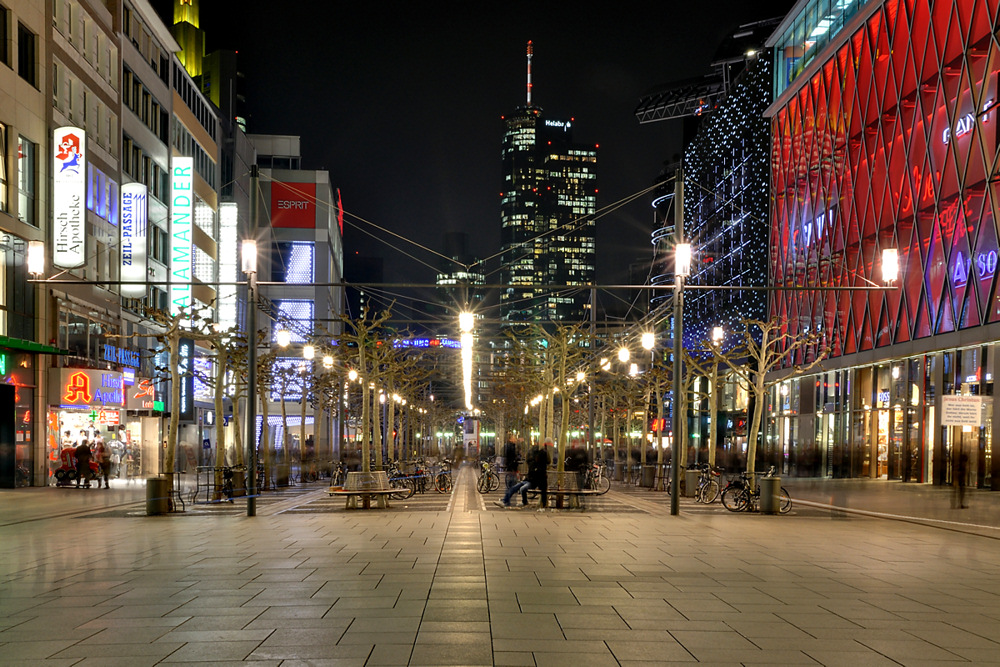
160,1,796,293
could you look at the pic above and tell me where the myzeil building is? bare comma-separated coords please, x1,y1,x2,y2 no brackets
765,0,1000,489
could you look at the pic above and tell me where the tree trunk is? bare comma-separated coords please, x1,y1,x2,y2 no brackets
259,384,270,490
165,332,180,475
232,372,244,467
299,372,308,478
213,349,227,498
708,366,719,470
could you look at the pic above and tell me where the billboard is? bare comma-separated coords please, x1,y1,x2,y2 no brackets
120,183,148,297
170,157,194,315
53,127,87,269
271,181,316,228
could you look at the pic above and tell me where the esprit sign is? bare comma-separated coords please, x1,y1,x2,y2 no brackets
50,369,124,407
53,127,87,269
942,99,994,144
170,157,194,316
271,181,316,228
120,183,148,298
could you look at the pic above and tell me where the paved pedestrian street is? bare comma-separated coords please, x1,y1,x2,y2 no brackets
2,467,999,666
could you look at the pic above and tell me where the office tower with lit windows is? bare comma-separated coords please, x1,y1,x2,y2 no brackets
500,42,598,324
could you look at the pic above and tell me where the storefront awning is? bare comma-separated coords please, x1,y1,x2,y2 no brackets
0,336,69,355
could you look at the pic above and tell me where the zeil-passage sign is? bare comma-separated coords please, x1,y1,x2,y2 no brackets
941,395,987,426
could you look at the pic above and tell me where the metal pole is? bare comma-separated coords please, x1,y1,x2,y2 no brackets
670,166,684,517
246,164,259,517
588,286,597,457
246,275,257,517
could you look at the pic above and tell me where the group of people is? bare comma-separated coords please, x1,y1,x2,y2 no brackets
494,437,591,509
64,430,114,489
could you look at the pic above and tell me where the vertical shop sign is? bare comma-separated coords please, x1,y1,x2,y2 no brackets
120,183,148,297
170,158,194,316
178,338,195,422
53,127,87,269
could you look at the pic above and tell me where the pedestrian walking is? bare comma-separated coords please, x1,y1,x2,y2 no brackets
94,437,112,489
531,440,551,509
74,439,93,488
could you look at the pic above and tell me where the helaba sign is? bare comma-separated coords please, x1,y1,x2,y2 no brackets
120,183,148,298
271,181,316,228
50,368,124,407
170,157,194,316
53,127,87,269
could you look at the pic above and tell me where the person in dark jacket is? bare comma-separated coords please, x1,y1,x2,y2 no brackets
529,440,551,509
75,440,93,488
503,436,520,488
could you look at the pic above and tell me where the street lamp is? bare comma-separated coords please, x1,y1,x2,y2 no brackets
27,240,45,276
275,329,292,348
618,347,630,364
241,240,258,517
671,238,691,517
303,344,315,360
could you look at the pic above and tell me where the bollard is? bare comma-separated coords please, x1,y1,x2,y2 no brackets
146,476,169,515
684,469,699,497
759,476,781,514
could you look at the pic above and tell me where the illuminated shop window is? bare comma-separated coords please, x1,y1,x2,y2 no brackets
273,300,313,343
272,241,314,283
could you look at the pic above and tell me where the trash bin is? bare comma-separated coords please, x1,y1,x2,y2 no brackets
146,476,169,515
759,476,781,514
641,465,656,487
684,469,699,497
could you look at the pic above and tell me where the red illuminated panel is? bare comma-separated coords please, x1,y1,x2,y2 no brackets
771,0,1000,363
271,182,316,228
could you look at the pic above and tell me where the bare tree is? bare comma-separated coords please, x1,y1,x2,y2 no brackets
707,318,828,475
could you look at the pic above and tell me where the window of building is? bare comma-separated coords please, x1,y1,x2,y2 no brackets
0,233,34,340
17,22,36,86
0,5,9,67
272,300,314,343
17,135,35,226
0,122,7,213
272,242,314,283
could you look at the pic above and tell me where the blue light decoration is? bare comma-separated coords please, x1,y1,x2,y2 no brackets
396,338,461,349
193,357,213,402
268,357,311,402
284,242,314,284
272,300,314,343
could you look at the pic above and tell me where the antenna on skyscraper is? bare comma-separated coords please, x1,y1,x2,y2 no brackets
526,40,533,105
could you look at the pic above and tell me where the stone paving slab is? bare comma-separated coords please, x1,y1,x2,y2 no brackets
3,466,1000,665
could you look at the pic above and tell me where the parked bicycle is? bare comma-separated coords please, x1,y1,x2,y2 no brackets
584,462,611,494
694,463,724,504
720,466,791,513
477,458,500,494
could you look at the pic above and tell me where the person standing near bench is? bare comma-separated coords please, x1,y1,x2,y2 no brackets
503,436,520,489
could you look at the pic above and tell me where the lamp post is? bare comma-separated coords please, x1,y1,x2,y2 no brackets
671,168,690,516
707,326,724,469
241,239,258,517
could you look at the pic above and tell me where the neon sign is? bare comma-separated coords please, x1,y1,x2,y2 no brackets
102,344,140,368
942,100,994,144
57,370,123,406
952,250,998,286
170,157,194,316
120,183,148,298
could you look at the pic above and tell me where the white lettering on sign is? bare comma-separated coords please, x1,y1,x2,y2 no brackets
277,200,309,210
952,250,998,286
943,99,994,144
544,119,571,129
170,157,194,316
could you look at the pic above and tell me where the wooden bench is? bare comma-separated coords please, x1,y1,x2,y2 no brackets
526,471,601,509
328,471,405,509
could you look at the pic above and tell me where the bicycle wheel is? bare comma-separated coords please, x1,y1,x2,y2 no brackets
594,476,611,495
477,473,490,494
435,473,452,493
701,479,721,504
779,487,792,513
721,486,748,512
392,479,415,500
488,472,501,492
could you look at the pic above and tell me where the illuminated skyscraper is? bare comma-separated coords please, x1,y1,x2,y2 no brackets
500,42,598,324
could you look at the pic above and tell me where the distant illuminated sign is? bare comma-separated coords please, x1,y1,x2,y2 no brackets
544,119,571,130
170,157,194,316
102,344,141,368
51,369,124,407
179,338,194,421
53,127,87,269
126,377,161,411
120,183,148,297
942,99,994,144
271,182,316,228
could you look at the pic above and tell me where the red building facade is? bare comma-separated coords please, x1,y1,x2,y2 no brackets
767,0,1000,488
